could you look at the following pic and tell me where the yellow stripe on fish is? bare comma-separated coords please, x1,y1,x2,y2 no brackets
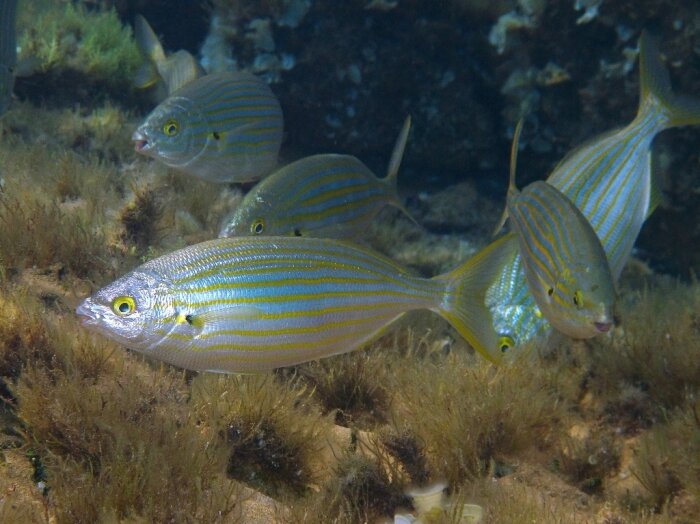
219,116,416,238
76,235,516,373
487,31,700,352
494,119,615,339
133,71,283,183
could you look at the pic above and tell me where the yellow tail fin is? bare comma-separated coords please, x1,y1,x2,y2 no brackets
639,30,700,127
434,233,520,364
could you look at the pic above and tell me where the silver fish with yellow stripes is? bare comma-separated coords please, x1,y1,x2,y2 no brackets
495,121,615,339
132,71,283,183
219,116,415,238
133,14,205,97
0,0,17,116
75,235,515,373
487,31,700,352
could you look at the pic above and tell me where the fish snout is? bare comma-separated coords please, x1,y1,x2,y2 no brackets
594,320,613,333
132,130,151,154
75,299,100,326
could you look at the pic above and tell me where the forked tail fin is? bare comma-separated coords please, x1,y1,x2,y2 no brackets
638,30,700,128
434,233,519,364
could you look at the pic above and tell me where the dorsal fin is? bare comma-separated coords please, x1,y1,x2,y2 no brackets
384,116,421,228
493,119,524,237
386,115,411,182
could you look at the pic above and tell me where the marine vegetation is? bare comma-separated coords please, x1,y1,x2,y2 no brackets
1,1,700,523
16,1,141,95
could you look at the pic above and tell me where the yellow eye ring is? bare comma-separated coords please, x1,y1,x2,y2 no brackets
498,335,515,353
163,119,179,136
573,290,584,309
251,218,265,235
112,296,136,316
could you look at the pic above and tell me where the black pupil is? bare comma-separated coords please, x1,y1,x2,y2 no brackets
168,125,176,133
119,302,130,313
255,223,263,233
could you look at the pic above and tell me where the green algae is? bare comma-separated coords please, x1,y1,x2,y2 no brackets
17,1,140,89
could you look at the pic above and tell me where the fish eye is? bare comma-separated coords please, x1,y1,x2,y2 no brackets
163,119,179,136
112,296,136,316
498,335,515,353
251,218,265,235
573,290,584,309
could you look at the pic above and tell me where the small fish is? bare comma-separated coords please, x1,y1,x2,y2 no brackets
132,71,284,183
133,14,204,96
495,120,615,339
219,116,415,238
75,235,516,373
0,0,17,116
487,31,700,351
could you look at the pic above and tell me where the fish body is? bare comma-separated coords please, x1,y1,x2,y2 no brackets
0,0,17,116
133,71,284,183
487,32,700,350
219,117,413,238
76,235,516,373
507,180,615,338
133,14,204,96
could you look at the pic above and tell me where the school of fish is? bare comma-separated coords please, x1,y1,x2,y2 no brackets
72,27,700,373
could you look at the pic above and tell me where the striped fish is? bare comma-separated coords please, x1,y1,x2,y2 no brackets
219,116,415,238
496,120,615,339
487,31,700,352
0,0,17,116
132,71,283,183
75,235,516,373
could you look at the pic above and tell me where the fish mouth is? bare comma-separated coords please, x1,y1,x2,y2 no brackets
594,320,613,333
75,300,99,326
132,131,151,153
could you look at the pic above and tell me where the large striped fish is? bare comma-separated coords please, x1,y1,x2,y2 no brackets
487,32,700,352
75,235,515,373
495,121,615,339
132,71,283,183
0,0,17,116
218,116,415,239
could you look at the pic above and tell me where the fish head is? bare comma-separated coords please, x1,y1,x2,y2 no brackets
219,195,279,238
76,269,172,350
545,268,615,339
132,97,198,169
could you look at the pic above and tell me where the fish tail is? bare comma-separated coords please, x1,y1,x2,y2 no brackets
433,233,519,364
134,14,166,89
639,30,700,128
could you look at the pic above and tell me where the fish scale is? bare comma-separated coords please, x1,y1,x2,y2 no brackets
77,235,517,373
219,117,414,238
487,32,700,351
133,71,283,183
